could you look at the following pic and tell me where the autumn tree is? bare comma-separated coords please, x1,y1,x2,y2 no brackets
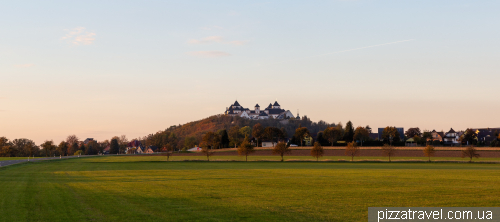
310,142,324,161
353,127,370,146
345,142,360,161
163,144,174,161
57,141,68,156
239,126,251,138
183,136,198,150
381,144,396,162
323,127,341,146
79,143,86,154
423,145,435,162
66,135,79,147
86,140,99,155
0,137,15,157
40,140,56,157
252,123,264,147
462,129,478,145
343,121,355,142
237,136,255,161
294,127,310,147
200,132,220,161
422,131,432,145
109,139,120,154
228,125,241,148
405,128,422,138
264,127,283,147
12,139,38,157
381,127,401,145
273,142,291,162
68,142,79,156
462,146,480,162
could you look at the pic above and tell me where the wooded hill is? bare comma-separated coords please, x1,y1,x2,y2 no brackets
140,115,334,150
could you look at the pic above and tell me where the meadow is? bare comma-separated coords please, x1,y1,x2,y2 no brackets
1,156,499,221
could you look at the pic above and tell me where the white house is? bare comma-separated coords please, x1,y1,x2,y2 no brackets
443,128,460,146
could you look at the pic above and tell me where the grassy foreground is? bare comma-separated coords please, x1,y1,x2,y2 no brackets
1,156,499,222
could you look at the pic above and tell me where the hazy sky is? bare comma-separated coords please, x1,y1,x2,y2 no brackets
1,0,499,144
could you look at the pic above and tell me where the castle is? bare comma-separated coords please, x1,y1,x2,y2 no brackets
224,100,296,120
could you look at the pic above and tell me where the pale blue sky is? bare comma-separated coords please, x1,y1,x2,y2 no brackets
1,0,499,143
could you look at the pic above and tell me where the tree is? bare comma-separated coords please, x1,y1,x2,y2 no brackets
0,137,15,157
310,142,324,161
79,143,86,154
323,127,341,146
183,136,198,150
40,140,56,157
381,127,401,145
57,141,68,156
344,121,354,142
405,128,422,138
237,136,255,161
365,125,372,134
273,142,291,162
423,145,435,162
200,132,219,161
252,123,264,147
201,132,221,150
462,129,478,145
228,126,241,148
109,139,120,154
218,130,230,148
163,145,174,161
381,144,396,162
462,146,480,162
345,142,360,161
294,127,310,147
66,135,79,147
264,127,282,147
68,142,79,156
12,139,38,157
422,131,432,145
353,127,370,146
239,126,251,138
86,140,99,155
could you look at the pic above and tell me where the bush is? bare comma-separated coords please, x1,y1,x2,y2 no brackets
74,150,84,156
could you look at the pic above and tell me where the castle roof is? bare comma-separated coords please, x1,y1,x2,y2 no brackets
233,100,241,106
273,101,280,106
255,104,260,107
259,112,268,116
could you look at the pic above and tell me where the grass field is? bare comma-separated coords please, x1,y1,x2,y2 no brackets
1,156,500,221
134,155,500,162
0,157,41,161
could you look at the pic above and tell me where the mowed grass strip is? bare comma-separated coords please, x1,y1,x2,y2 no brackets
0,156,499,222
93,155,500,162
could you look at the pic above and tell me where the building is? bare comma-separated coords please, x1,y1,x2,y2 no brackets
430,130,444,142
443,128,460,146
83,138,95,145
475,128,500,145
377,128,404,141
225,100,295,120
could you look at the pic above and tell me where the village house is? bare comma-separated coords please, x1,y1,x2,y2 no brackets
443,128,460,146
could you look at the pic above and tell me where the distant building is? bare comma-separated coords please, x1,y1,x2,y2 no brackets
430,130,444,142
443,128,460,146
225,100,295,120
83,138,95,145
378,127,404,141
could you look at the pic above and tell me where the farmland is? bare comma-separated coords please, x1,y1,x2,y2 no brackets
1,156,500,221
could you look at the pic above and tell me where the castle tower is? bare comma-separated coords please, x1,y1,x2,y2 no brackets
255,104,260,114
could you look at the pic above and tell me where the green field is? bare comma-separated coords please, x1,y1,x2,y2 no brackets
1,156,499,221
131,155,500,162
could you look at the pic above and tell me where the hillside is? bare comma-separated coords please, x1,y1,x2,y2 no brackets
143,115,334,150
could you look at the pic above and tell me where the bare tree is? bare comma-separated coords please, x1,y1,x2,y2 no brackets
163,145,173,161
462,146,480,162
345,142,360,162
381,144,396,162
66,135,79,146
423,145,435,162
273,142,291,162
310,142,324,161
237,136,255,161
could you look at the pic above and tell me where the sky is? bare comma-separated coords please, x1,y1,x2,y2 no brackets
1,0,499,144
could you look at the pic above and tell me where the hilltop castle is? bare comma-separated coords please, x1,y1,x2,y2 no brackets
224,100,296,120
